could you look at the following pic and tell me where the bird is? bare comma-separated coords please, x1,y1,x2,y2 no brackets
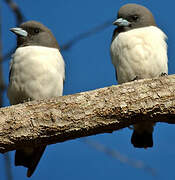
8,20,65,177
110,4,168,148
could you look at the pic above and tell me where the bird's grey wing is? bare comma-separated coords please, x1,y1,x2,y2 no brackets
8,55,14,82
115,70,118,82
111,28,119,42
111,28,120,82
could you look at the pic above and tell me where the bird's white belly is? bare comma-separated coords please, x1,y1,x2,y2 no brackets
8,46,65,104
110,26,168,84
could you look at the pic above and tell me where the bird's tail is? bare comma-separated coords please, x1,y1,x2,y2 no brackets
15,146,46,177
131,122,154,148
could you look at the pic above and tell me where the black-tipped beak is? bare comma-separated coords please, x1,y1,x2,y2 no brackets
113,18,131,27
10,27,28,37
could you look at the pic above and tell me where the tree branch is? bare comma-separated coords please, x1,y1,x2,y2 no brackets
0,75,175,153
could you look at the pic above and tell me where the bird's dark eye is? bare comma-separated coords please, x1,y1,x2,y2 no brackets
34,28,40,34
132,15,139,21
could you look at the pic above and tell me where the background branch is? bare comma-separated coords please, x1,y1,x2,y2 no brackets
0,75,175,153
82,138,156,176
4,153,13,180
0,3,13,180
4,0,25,26
60,18,114,51
0,5,5,101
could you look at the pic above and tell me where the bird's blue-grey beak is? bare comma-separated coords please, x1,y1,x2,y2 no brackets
10,27,28,37
113,18,131,27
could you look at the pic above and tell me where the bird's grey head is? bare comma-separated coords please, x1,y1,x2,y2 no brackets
113,4,156,32
10,21,59,49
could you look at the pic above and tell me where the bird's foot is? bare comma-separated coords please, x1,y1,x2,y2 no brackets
132,76,138,81
160,72,167,77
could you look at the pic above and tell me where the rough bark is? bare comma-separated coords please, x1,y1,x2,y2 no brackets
0,75,175,153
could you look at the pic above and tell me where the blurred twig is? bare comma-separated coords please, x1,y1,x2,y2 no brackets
81,138,156,177
60,18,114,51
0,2,6,105
4,153,13,180
4,0,25,26
1,2,13,180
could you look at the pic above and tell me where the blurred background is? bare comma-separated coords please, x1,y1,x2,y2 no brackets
1,0,175,179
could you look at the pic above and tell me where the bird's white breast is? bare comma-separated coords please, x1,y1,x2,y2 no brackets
110,26,168,84
8,46,65,104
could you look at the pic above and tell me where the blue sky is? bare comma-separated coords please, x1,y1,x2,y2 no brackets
1,0,175,179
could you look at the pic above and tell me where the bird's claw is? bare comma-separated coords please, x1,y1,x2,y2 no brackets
132,76,138,81
160,72,167,76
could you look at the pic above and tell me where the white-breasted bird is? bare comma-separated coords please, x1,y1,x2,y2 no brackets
110,4,168,148
8,21,65,177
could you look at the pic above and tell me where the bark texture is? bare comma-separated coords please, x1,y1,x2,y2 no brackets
0,75,175,153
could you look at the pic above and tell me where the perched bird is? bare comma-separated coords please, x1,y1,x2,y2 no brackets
8,21,65,177
110,4,168,148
